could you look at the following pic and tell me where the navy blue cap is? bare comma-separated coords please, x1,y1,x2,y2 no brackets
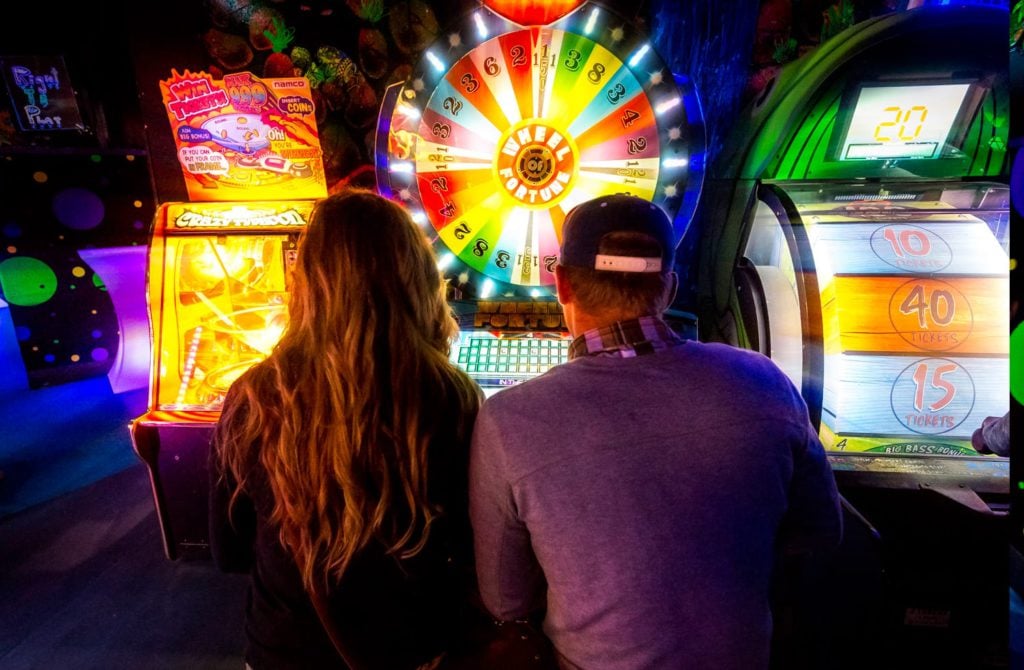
560,195,675,273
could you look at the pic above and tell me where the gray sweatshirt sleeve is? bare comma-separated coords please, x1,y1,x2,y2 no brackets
779,418,844,555
469,404,546,620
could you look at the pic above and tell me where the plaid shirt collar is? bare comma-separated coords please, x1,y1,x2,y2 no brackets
568,315,685,360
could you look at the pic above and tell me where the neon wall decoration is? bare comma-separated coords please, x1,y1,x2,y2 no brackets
0,54,86,133
0,154,153,389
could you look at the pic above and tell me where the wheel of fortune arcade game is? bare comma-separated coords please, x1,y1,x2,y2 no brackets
375,0,704,300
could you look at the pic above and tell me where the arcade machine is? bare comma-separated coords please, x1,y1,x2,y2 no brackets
375,0,705,391
699,4,1009,666
132,71,326,559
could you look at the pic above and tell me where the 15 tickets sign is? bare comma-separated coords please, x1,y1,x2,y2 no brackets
160,70,327,202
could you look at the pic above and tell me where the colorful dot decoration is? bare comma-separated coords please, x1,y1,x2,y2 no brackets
0,257,58,306
52,188,105,231
0,153,153,387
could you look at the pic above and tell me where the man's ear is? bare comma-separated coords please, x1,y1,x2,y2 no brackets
554,264,574,306
665,271,679,307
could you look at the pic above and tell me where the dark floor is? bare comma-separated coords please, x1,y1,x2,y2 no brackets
0,377,146,519
0,462,248,669
0,374,248,669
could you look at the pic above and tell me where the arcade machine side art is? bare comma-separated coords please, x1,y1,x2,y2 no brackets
700,5,1009,667
375,0,705,394
131,70,326,559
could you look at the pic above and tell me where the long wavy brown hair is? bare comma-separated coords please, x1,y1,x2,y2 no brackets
214,190,479,590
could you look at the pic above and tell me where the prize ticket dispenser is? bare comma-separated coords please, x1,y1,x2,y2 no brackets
131,200,311,559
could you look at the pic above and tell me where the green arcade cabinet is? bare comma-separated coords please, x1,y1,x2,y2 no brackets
699,4,1010,667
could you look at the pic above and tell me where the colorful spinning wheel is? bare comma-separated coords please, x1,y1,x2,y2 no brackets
376,2,704,297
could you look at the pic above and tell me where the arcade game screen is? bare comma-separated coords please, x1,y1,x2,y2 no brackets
147,201,310,412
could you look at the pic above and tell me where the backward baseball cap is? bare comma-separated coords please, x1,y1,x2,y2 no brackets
559,195,675,273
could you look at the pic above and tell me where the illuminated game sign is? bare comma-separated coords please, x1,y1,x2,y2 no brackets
1,55,86,132
169,203,308,230
160,70,327,202
839,83,972,160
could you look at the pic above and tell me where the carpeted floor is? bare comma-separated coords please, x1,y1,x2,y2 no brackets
0,375,248,668
0,377,146,520
0,463,247,669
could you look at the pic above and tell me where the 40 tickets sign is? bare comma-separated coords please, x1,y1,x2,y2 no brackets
160,70,327,202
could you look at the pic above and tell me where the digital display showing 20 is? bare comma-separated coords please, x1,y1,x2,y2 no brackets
840,83,971,160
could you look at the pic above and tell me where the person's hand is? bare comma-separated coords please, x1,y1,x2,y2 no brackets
970,416,1002,454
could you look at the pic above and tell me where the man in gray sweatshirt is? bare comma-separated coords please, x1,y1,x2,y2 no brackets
469,194,842,669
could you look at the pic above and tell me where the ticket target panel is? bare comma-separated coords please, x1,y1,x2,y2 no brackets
744,185,1009,456
377,3,704,297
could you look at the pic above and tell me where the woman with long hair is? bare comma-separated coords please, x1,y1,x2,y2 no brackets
209,190,480,669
